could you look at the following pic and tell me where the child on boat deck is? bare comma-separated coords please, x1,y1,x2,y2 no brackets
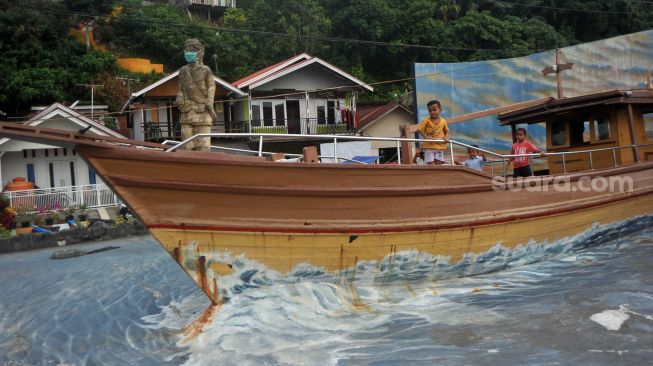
462,145,485,171
417,100,449,165
508,128,545,177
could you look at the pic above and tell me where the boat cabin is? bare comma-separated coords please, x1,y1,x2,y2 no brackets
499,90,653,175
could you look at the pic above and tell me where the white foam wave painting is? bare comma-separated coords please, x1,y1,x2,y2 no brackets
1,216,652,365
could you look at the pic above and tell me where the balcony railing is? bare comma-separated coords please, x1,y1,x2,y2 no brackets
3,184,121,213
144,118,357,142
236,118,357,135
142,121,181,142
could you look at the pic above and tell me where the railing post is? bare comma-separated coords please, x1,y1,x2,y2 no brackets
588,151,594,170
490,161,494,175
333,137,339,163
502,158,506,178
612,148,618,166
96,186,101,207
7,192,12,208
258,136,263,157
449,141,455,165
530,157,534,176
396,140,401,165
562,154,567,174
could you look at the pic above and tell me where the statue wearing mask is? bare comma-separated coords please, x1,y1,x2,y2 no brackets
175,38,216,151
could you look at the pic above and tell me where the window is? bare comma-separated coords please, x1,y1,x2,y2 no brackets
327,101,335,124
593,117,611,141
49,163,55,187
70,162,76,186
262,102,273,126
251,102,261,127
379,147,398,164
274,102,285,126
252,100,286,127
317,105,326,125
644,112,653,141
26,164,35,183
570,120,590,146
89,167,97,185
551,121,567,146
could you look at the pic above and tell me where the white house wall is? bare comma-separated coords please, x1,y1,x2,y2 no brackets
255,64,356,92
360,109,415,154
1,149,99,189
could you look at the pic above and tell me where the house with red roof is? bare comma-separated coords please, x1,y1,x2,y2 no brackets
231,53,373,135
356,101,415,163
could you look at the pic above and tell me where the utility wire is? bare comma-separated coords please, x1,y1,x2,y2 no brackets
22,5,507,52
4,62,496,123
494,0,650,14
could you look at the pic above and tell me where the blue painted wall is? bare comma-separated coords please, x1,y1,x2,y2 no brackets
414,29,653,152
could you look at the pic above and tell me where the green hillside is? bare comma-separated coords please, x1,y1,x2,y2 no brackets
1,0,652,115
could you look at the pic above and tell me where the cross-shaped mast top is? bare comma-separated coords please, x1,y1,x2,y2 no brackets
541,48,574,99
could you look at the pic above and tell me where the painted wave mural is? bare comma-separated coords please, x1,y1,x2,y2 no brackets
413,29,653,152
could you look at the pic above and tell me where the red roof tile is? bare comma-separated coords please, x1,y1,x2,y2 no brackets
356,102,413,130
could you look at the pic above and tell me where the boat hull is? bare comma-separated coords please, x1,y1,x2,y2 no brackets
70,145,653,303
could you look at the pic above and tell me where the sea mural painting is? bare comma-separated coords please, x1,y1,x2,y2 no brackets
413,29,653,152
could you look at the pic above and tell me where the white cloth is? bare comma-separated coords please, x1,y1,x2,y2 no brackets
320,141,373,163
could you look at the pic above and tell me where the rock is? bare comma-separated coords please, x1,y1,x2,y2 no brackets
0,219,149,254
88,221,109,240
51,248,86,259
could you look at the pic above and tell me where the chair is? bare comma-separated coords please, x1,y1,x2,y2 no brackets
144,122,162,141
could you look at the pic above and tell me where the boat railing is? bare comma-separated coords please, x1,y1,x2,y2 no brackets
499,142,653,175
163,133,653,176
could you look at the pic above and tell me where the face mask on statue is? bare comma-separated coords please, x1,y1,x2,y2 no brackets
184,51,199,63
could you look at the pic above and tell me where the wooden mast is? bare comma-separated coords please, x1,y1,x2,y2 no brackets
541,48,574,100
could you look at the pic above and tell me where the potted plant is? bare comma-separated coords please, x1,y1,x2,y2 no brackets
14,205,31,228
52,212,63,224
16,213,33,235
34,214,44,227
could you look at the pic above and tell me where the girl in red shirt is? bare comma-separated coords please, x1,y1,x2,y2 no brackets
508,128,545,177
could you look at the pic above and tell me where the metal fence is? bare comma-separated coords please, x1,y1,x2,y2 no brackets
3,184,120,213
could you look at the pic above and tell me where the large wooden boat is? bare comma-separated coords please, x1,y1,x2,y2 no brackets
1,89,652,304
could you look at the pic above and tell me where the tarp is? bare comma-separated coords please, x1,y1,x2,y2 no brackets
319,141,372,163
340,156,380,164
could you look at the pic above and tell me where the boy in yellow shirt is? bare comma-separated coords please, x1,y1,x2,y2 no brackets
417,100,449,165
